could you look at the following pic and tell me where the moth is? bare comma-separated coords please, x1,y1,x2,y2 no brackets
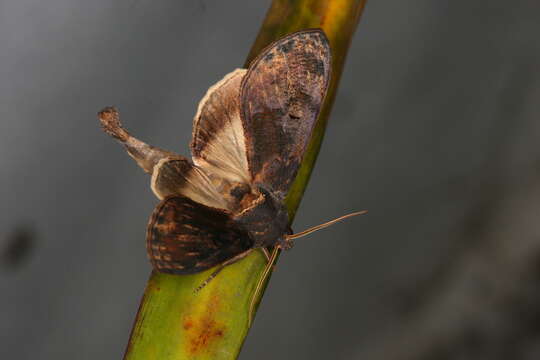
98,29,365,285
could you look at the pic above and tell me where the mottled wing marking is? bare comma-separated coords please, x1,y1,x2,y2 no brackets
151,157,228,210
191,69,250,185
240,29,331,195
146,196,254,274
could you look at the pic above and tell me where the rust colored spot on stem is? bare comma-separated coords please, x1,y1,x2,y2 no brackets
183,295,226,355
183,319,194,330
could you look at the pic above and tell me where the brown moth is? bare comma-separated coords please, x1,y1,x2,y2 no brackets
98,29,365,285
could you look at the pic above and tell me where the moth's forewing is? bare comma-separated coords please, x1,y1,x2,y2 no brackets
191,68,251,185
146,196,253,274
151,158,228,209
240,29,331,195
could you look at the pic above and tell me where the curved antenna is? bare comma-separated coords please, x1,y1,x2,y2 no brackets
285,210,367,241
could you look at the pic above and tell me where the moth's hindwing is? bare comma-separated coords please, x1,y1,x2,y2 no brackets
151,157,229,210
240,29,332,195
191,68,250,185
146,195,253,274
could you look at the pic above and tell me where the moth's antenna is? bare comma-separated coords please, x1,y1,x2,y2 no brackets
285,210,367,241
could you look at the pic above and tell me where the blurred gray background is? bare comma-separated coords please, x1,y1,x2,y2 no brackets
2,0,540,359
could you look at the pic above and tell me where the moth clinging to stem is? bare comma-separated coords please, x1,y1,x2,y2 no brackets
98,29,366,287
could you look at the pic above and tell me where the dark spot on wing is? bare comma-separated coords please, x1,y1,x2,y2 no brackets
314,58,325,76
278,40,295,54
264,52,274,62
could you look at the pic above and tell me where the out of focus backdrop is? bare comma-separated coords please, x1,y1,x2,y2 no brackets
2,1,540,359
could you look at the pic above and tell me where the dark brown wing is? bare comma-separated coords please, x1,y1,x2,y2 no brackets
146,195,253,274
240,29,331,195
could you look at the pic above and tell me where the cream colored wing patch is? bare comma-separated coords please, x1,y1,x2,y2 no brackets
151,158,229,210
191,69,250,185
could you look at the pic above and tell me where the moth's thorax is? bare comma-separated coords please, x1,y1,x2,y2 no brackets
232,185,290,248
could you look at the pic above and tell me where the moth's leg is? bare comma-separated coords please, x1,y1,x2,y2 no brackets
260,247,271,261
194,250,253,293
98,106,181,174
248,246,280,327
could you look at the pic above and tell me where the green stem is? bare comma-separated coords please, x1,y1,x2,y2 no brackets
124,1,367,359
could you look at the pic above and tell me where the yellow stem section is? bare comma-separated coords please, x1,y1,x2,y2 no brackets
124,1,367,359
